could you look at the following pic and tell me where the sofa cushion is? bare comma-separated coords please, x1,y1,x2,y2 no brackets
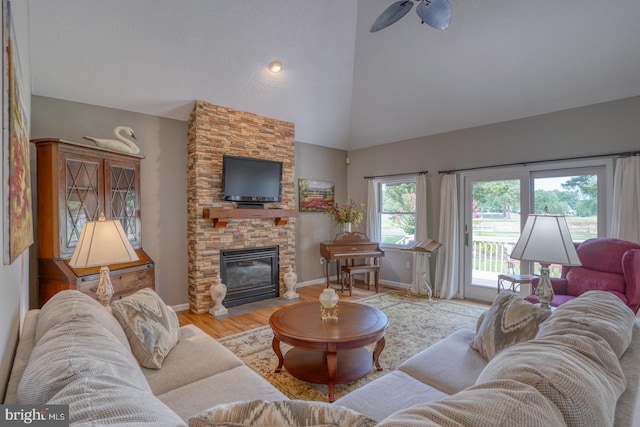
157,365,288,421
376,379,565,427
470,291,551,360
334,370,449,422
48,375,186,427
477,291,634,426
142,325,245,396
398,328,487,395
18,316,148,404
35,290,130,350
537,290,634,357
112,288,180,369
4,309,40,404
616,319,640,427
188,400,376,427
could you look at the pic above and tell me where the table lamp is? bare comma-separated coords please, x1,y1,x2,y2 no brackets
510,214,581,309
69,214,139,306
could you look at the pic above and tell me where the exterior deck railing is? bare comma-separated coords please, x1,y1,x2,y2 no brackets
472,237,564,277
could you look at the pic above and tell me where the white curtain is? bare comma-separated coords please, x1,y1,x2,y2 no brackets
414,173,430,293
366,179,381,243
435,174,459,299
611,156,640,244
366,179,381,286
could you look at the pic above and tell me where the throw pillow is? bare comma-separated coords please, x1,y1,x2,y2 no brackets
111,288,180,369
188,400,376,427
470,291,551,360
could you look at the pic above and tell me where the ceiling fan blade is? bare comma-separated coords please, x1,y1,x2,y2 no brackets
416,0,452,30
370,1,414,33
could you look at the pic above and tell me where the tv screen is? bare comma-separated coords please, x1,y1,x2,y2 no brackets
222,155,283,204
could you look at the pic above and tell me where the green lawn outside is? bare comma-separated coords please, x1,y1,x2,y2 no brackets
473,215,597,241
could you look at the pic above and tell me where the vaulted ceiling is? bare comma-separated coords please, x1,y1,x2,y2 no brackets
28,0,640,150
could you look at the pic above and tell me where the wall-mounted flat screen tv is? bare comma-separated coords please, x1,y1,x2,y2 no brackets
221,155,283,206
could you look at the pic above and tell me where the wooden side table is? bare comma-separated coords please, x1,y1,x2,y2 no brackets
497,274,537,294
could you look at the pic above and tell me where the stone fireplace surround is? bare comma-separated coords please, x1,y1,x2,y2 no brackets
187,101,296,314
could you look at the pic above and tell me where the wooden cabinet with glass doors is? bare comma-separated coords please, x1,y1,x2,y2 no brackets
33,138,155,307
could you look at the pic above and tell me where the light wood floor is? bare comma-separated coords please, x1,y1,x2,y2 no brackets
177,283,489,340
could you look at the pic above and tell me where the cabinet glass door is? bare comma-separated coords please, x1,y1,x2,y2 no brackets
63,157,101,257
107,161,141,248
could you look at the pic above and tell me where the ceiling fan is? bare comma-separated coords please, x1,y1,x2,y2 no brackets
370,0,452,33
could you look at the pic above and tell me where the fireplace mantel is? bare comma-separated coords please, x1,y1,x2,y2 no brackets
203,208,298,228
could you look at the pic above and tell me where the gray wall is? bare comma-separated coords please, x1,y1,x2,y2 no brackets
30,96,189,306
347,96,640,284
294,142,348,283
1,0,30,401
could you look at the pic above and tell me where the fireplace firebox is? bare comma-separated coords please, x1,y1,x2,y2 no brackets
220,246,279,307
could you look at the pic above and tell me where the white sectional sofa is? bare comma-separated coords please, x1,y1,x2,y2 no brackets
4,290,287,425
337,290,640,426
4,289,639,426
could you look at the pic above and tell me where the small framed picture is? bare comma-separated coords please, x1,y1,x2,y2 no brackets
298,179,334,212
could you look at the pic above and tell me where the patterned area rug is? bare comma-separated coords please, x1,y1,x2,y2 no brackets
218,291,487,402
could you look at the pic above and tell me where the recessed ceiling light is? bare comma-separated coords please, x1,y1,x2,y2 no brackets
268,61,283,73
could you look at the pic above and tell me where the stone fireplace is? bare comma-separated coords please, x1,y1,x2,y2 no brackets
186,101,296,314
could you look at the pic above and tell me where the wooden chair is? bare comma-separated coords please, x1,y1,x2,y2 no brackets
341,264,380,296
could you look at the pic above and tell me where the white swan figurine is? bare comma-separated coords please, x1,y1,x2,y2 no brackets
83,126,140,154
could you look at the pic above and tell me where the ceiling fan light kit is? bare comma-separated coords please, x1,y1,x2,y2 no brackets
370,0,452,33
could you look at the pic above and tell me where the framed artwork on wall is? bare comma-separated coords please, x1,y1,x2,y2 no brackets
298,179,334,212
3,0,33,264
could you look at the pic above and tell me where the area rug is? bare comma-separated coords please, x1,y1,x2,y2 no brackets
218,291,487,402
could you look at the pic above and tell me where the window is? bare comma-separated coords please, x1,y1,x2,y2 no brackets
379,178,416,246
532,167,604,240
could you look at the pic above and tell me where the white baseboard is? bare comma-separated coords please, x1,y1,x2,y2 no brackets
171,303,190,312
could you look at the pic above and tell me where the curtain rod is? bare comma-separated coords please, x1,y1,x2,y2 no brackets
438,151,640,174
364,170,428,180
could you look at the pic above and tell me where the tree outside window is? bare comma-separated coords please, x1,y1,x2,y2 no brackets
379,180,416,246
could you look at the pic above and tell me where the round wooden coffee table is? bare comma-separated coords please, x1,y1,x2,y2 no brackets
269,301,388,402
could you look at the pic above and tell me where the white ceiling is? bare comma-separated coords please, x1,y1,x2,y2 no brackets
28,0,640,150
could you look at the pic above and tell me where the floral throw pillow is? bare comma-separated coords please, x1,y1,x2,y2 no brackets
470,291,551,360
111,288,180,369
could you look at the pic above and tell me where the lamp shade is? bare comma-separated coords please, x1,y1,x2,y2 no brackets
69,215,139,268
510,214,581,266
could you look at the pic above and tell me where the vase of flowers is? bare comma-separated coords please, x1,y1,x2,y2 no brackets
325,200,365,231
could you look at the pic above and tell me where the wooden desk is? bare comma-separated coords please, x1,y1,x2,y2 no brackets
269,301,388,402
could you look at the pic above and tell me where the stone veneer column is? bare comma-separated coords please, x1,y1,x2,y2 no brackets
187,101,296,314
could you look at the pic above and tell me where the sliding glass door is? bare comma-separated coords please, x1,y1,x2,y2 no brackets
461,161,611,302
463,171,528,301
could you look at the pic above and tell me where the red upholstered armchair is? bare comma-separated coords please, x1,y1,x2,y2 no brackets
525,237,640,313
